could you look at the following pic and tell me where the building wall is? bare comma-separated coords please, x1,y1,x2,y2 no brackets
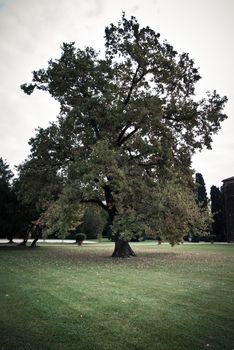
223,179,234,242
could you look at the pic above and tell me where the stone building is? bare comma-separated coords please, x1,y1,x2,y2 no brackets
222,176,234,242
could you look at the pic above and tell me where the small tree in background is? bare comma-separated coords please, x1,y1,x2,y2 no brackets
210,185,226,241
81,206,107,239
187,173,209,242
0,158,15,242
0,158,32,243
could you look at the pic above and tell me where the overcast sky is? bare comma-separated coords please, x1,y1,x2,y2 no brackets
0,0,233,192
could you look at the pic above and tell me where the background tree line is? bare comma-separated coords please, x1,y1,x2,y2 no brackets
193,172,226,242
0,157,107,242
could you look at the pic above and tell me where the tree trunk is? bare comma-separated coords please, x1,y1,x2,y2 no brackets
19,223,33,246
29,224,42,248
112,238,136,258
7,230,15,243
19,232,29,246
30,237,39,248
103,188,136,258
19,238,27,246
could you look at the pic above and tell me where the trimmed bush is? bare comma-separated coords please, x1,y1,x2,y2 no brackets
76,233,87,246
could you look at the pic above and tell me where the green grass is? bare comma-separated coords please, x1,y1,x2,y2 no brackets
0,243,234,350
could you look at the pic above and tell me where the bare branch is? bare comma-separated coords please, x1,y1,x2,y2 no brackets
116,124,131,146
118,127,139,146
122,64,146,109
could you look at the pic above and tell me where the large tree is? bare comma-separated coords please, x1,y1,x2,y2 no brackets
20,14,227,257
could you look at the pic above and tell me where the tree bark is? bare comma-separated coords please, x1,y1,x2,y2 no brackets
29,224,42,248
103,185,136,258
19,223,33,246
30,237,39,248
19,238,28,246
112,238,136,258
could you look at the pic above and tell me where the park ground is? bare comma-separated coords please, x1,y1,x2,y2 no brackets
0,242,234,350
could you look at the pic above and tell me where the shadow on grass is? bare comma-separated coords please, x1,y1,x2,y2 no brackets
0,244,32,251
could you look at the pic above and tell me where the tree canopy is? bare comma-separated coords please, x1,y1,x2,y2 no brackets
20,14,227,256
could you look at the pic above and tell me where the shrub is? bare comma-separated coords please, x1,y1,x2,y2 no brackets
76,233,87,246
191,236,200,243
155,235,163,244
207,234,216,243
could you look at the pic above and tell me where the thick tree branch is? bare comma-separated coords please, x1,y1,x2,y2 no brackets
123,65,145,108
103,184,116,221
123,65,140,107
116,124,131,146
115,65,146,147
118,127,139,146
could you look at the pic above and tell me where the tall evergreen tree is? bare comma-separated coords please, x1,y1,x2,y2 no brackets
0,158,36,243
80,206,107,239
20,14,227,257
0,158,15,241
210,185,226,241
195,173,208,209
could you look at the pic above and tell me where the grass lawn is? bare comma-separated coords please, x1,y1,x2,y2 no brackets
0,243,234,350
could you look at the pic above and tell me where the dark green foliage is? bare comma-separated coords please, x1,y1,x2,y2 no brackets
81,206,107,239
210,185,226,241
0,157,13,184
0,158,40,242
0,158,15,241
75,232,87,245
20,14,227,251
191,235,200,243
67,207,107,240
16,157,63,216
195,173,208,209
189,173,209,242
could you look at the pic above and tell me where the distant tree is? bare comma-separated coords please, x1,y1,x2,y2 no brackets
195,173,208,209
0,158,44,244
0,158,15,242
210,185,226,241
81,206,107,239
20,14,227,257
0,158,13,183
